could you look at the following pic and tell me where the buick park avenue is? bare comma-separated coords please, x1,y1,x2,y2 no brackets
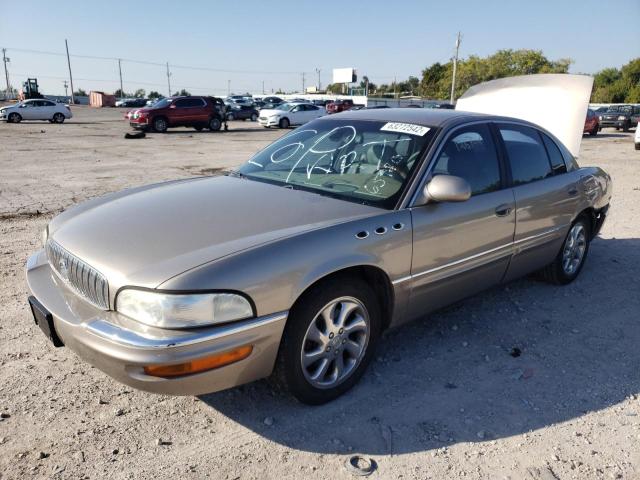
26,75,611,404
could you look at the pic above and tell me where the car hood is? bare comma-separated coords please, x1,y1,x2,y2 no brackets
49,175,381,290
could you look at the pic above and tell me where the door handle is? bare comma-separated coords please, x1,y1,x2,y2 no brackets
495,204,512,217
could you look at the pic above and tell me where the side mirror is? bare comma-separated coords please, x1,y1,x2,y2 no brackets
421,175,471,204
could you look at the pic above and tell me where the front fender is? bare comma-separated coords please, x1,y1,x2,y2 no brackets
160,210,413,321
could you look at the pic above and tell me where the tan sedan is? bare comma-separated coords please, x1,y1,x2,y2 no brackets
26,76,611,404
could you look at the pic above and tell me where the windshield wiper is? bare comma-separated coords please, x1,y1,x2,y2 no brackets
227,170,247,179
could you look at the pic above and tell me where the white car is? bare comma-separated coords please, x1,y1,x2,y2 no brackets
635,124,640,150
258,102,325,128
0,99,72,123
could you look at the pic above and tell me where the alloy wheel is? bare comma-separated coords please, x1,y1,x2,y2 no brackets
300,297,370,389
562,224,587,275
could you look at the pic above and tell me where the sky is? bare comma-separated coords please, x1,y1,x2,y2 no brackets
1,0,638,96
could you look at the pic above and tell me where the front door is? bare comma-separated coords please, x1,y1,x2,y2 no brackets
406,123,516,320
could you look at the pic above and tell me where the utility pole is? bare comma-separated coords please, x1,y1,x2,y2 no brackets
450,31,461,104
118,58,124,99
301,72,305,93
166,62,172,97
227,79,230,96
2,48,10,98
315,68,321,91
262,80,264,95
394,75,397,99
63,80,68,98
65,39,75,104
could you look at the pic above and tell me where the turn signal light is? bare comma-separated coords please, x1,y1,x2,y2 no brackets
143,345,253,378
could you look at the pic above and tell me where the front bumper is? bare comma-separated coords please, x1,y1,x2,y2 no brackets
599,119,627,128
258,116,280,126
25,249,288,395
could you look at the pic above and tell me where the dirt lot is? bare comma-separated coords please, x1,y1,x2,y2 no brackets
1,106,639,480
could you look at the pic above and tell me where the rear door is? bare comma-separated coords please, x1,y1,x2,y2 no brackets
406,122,516,320
40,100,57,119
497,123,579,281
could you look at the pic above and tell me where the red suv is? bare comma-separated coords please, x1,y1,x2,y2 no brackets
129,96,226,132
326,99,354,114
583,108,599,136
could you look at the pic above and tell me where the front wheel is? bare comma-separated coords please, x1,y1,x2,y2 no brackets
622,123,630,133
53,113,65,123
226,113,235,121
153,117,168,133
279,117,290,129
590,126,598,136
273,276,381,405
538,216,590,285
8,112,21,123
250,113,258,122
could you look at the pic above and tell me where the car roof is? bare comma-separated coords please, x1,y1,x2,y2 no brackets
321,107,525,128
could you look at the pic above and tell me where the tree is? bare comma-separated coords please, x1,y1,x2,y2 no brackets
172,89,191,96
148,91,163,99
73,88,87,96
133,88,146,98
114,88,129,98
590,58,640,102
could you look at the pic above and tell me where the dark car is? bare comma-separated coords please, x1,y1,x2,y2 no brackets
326,99,354,114
598,105,640,132
122,98,148,108
128,96,226,132
226,103,259,121
262,96,283,104
260,101,283,110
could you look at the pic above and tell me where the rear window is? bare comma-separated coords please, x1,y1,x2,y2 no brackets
541,133,567,174
498,124,553,186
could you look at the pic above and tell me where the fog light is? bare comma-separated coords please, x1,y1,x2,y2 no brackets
143,345,253,378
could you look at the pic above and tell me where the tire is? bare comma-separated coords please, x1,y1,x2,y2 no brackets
53,113,65,124
635,143,640,151
622,123,630,133
226,113,235,121
153,117,168,133
538,216,590,285
589,126,598,136
208,117,222,131
272,275,381,405
279,117,290,129
8,112,21,123
250,113,258,122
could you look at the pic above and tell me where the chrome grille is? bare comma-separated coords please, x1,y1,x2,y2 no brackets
46,240,110,310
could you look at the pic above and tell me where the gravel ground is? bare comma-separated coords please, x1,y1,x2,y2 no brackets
0,107,639,480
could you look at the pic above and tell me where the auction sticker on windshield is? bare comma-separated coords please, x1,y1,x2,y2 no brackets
380,122,430,136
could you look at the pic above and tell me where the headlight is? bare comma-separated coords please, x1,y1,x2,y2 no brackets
116,289,253,329
598,116,603,120
618,116,626,121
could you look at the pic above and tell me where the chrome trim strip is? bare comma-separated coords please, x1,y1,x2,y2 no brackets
85,311,288,350
392,225,566,286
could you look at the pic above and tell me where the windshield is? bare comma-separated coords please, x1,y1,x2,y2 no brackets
274,103,293,111
236,119,435,209
151,98,172,109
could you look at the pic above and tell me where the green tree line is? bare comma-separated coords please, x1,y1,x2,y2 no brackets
327,49,639,103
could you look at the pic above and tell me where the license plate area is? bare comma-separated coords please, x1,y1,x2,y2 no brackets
28,296,64,347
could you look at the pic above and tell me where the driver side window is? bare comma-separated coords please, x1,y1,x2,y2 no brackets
432,124,501,196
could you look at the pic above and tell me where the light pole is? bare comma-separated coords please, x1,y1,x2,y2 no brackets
2,48,10,98
450,32,461,104
315,68,321,91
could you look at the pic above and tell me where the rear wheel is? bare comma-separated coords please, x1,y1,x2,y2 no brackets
279,117,290,129
153,117,168,133
8,112,21,123
250,113,258,122
589,126,598,136
53,113,65,124
226,113,235,121
273,275,381,405
538,216,590,285
208,117,222,131
635,143,640,151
